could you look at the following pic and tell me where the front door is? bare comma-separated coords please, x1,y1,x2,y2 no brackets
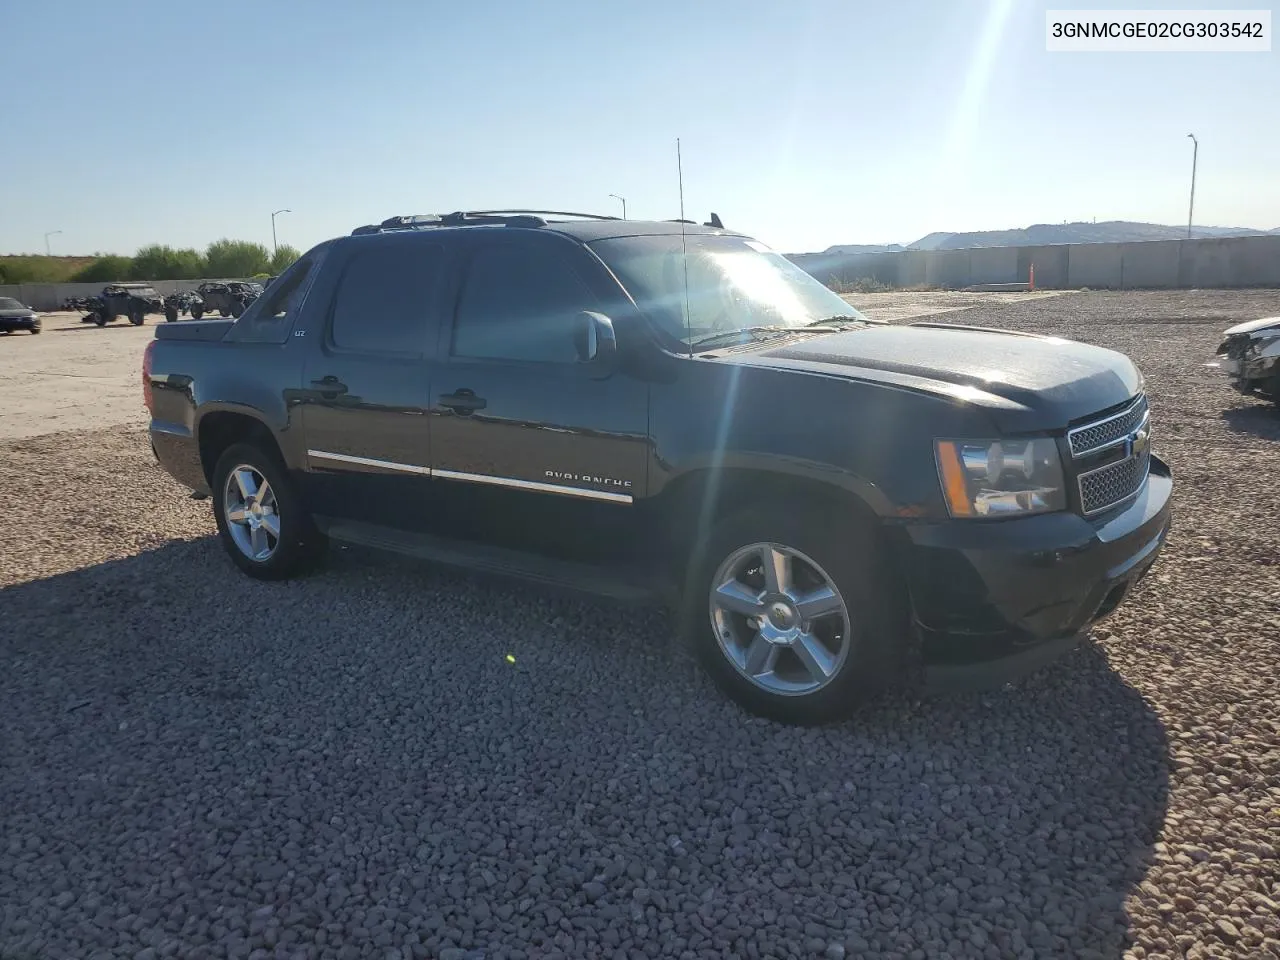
427,232,650,566
298,234,448,531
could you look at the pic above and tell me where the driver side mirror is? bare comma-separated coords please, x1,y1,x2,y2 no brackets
573,311,618,376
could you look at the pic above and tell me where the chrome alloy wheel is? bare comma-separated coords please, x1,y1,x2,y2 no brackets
223,464,280,562
709,542,852,696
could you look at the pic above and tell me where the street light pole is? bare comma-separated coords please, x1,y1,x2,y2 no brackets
271,209,291,256
608,194,627,219
1185,134,1198,240
44,230,62,256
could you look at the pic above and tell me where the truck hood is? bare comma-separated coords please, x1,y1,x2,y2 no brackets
732,322,1142,433
0,308,35,319
1222,315,1280,337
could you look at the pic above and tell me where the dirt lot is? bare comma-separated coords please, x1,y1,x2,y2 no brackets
2,290,1279,959
0,311,154,441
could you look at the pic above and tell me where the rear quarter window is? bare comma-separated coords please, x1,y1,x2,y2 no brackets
224,246,330,344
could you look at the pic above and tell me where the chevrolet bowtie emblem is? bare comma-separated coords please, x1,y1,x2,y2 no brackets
1126,424,1151,459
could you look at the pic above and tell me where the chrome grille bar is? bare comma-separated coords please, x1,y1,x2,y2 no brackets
1067,394,1149,459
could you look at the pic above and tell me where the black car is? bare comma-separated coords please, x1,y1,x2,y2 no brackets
86,283,165,326
143,209,1173,724
191,281,263,319
0,297,40,334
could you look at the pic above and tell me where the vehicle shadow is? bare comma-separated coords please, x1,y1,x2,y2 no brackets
0,539,1168,959
53,323,146,333
1221,402,1280,440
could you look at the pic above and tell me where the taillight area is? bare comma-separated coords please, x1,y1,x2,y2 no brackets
142,340,156,414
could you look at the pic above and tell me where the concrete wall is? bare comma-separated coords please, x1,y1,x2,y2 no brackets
1067,243,1123,289
0,278,264,311
968,246,1019,285
786,234,1280,291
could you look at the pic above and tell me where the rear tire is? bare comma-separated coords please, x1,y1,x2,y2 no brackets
93,311,107,327
680,506,905,725
211,442,326,581
190,305,204,320
165,306,178,322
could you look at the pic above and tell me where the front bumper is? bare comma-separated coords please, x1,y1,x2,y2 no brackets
1215,334,1280,391
898,454,1173,691
0,316,39,331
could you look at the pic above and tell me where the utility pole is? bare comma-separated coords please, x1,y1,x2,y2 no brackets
1185,134,1198,239
44,230,62,256
608,194,627,219
271,209,291,256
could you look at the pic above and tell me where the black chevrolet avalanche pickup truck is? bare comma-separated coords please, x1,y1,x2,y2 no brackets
144,210,1173,724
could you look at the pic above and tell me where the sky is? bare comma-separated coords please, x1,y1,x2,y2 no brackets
2,0,1276,256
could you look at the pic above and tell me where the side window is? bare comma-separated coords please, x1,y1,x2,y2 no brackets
329,242,444,355
452,241,596,363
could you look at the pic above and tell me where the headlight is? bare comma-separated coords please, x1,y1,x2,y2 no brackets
935,437,1066,518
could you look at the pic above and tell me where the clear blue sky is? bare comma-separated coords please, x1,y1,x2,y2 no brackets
2,0,1275,256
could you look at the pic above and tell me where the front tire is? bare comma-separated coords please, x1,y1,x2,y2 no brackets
93,311,107,327
190,305,204,320
211,442,326,581
681,507,904,725
164,306,178,322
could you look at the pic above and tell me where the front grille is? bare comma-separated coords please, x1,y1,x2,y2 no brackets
1078,446,1150,515
1067,394,1149,458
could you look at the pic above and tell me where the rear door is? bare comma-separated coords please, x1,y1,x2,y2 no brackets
426,230,650,565
298,234,448,532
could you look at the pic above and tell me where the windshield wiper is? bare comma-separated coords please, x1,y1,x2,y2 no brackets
802,315,871,329
688,326,793,350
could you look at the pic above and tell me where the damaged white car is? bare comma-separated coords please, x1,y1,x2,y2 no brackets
1215,316,1280,404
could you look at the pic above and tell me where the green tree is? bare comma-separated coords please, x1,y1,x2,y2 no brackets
269,244,302,274
205,239,271,278
130,245,206,280
71,256,135,283
0,256,81,283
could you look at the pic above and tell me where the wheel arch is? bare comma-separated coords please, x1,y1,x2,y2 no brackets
655,463,900,581
196,408,285,487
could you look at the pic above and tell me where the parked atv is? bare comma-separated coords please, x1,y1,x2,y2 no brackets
163,290,204,322
191,281,263,319
84,284,166,326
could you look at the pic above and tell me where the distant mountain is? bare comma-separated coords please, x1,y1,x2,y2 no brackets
822,243,906,255
905,221,1279,251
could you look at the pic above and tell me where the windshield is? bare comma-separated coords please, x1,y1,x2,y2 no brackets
0,298,23,310
591,233,873,347
123,287,159,298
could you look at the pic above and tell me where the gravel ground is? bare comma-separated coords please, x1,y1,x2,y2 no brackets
2,290,1278,960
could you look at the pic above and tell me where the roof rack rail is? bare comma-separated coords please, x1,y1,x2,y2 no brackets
669,212,726,228
351,214,444,235
350,208,620,235
459,209,620,222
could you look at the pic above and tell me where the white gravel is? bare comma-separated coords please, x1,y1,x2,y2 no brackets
1,290,1278,959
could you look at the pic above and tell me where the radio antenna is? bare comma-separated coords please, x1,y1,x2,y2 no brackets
677,137,692,358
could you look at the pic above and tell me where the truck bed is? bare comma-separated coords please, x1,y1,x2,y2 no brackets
154,319,235,342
